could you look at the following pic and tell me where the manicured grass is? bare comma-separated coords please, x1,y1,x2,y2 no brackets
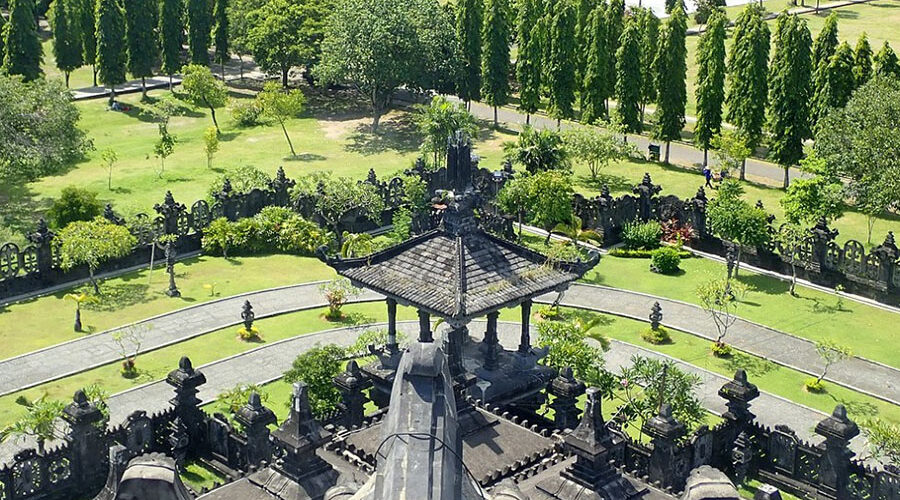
0,254,335,359
181,460,227,492
585,254,900,369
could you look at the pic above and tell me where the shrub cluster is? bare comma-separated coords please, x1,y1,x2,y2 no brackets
608,248,691,259
710,342,733,358
47,186,103,230
641,326,671,345
804,377,826,393
201,206,331,257
621,220,662,250
650,246,682,274
231,100,265,127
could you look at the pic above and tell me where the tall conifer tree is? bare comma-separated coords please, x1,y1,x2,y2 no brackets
574,0,591,100
78,0,98,85
0,13,5,58
124,0,157,98
160,0,184,88
768,13,812,188
481,0,510,127
213,0,228,77
605,0,623,109
874,41,900,79
694,9,725,166
516,0,541,123
51,0,83,87
636,7,659,121
652,3,687,163
852,33,872,88
725,4,768,179
581,5,608,124
96,0,127,105
3,0,43,81
188,0,211,64
814,41,854,130
547,3,576,127
810,12,838,128
615,18,641,137
456,0,483,106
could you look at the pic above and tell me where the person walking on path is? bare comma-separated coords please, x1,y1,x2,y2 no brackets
703,166,713,188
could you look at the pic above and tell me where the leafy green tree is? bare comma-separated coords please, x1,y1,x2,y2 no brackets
863,418,900,467
780,176,843,226
0,396,66,453
537,319,606,384
159,0,184,88
247,0,325,87
181,63,228,133
636,8,659,121
852,33,873,88
153,124,176,176
78,0,98,85
3,0,43,81
225,0,264,80
414,95,478,168
725,4,768,180
775,222,807,295
768,13,812,188
813,41,855,134
581,5,608,125
563,120,634,181
503,126,569,174
873,41,900,79
95,0,127,106
481,0,510,127
456,0,483,106
696,276,748,347
187,0,211,64
50,0,83,87
283,344,345,419
812,340,852,386
124,0,158,98
213,0,228,76
59,217,137,294
615,19,642,137
101,147,118,189
711,130,751,178
524,170,574,243
707,179,770,276
203,126,218,168
317,0,451,132
547,4,576,127
516,0,542,124
614,355,705,436
694,10,726,167
47,186,103,229
0,77,90,180
256,80,305,156
497,174,531,239
810,11,838,129
652,3,687,163
298,174,385,247
815,76,900,244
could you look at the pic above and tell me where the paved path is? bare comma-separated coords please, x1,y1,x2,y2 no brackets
0,320,866,464
3,282,897,408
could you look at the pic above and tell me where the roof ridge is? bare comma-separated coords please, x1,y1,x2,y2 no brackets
455,235,466,318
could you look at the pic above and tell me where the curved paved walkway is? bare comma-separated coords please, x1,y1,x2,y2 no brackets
3,282,898,408
0,320,868,464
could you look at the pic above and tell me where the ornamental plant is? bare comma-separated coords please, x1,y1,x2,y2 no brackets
650,246,681,274
319,278,361,320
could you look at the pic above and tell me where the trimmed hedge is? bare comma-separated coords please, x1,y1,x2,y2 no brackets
650,247,682,274
201,207,331,257
608,248,692,259
641,326,671,345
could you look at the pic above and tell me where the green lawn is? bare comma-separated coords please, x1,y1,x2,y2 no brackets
585,254,900,369
0,254,335,359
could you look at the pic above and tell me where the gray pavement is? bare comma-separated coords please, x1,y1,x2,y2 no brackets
0,320,864,464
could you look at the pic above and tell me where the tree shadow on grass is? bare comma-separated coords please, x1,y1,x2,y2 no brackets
81,282,151,312
830,394,879,419
329,311,376,327
566,308,616,328
284,153,327,162
723,351,777,378
736,273,790,296
577,172,632,193
344,115,422,156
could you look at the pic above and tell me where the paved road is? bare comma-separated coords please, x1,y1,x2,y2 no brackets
2,282,897,408
0,320,866,464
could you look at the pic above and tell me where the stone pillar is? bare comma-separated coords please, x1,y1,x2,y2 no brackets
632,173,661,222
268,166,296,207
386,298,399,353
62,390,107,490
418,310,433,343
649,302,662,330
164,241,180,297
154,191,187,236
644,404,686,491
719,370,760,483
26,219,56,279
815,405,860,500
871,231,898,288
548,367,586,430
271,383,333,482
690,187,708,240
214,179,241,222
102,204,125,226
445,321,467,379
483,312,500,371
234,392,277,468
333,361,371,429
166,357,207,454
241,300,255,331
518,300,532,353
810,217,839,273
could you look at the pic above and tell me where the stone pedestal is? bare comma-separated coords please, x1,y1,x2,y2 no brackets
234,392,277,467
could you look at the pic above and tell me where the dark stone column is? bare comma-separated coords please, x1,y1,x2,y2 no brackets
548,367,586,430
445,321,467,379
268,166,296,207
484,312,500,371
815,405,860,500
62,390,107,491
334,361,371,429
271,383,333,482
234,392,277,468
154,191,187,236
418,310,433,342
386,298,399,353
518,300,532,353
26,219,56,280
166,356,207,457
644,404,686,491
719,370,760,483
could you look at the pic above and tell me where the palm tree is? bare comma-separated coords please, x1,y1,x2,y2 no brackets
552,216,604,248
64,292,98,332
0,396,66,454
